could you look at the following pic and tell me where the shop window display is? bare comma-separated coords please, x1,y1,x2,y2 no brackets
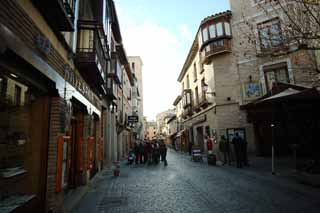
0,71,45,210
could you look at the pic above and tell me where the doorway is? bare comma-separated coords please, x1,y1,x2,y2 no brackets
196,126,204,152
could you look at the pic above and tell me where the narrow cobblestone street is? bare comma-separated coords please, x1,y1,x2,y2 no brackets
73,150,320,213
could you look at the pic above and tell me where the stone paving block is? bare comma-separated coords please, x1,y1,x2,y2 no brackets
73,150,320,213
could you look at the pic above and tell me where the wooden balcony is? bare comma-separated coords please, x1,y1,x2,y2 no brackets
106,76,117,100
32,0,75,31
76,21,107,94
182,106,193,119
200,38,232,64
109,52,122,84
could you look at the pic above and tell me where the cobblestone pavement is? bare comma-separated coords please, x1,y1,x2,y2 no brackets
72,150,320,213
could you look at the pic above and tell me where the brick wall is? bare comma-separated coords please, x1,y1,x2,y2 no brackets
46,97,65,212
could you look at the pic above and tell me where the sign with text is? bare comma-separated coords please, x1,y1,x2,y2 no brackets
128,115,139,123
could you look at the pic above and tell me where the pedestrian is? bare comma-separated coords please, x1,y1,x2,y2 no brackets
232,133,243,168
219,135,231,165
206,135,213,154
127,149,135,165
188,141,193,156
146,141,153,165
159,141,168,166
138,142,144,164
143,141,148,164
241,137,249,166
134,142,140,164
153,142,160,164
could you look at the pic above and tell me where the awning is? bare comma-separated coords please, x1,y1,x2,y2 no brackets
242,83,320,110
256,88,320,104
257,88,301,103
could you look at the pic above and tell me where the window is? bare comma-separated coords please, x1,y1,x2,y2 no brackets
224,22,231,36
202,28,208,42
186,75,190,89
14,85,21,106
195,87,199,105
78,29,94,52
258,19,282,50
216,23,223,36
209,25,216,39
201,78,206,98
263,63,289,91
193,63,197,82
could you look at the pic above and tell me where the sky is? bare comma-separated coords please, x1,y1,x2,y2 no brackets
115,0,230,121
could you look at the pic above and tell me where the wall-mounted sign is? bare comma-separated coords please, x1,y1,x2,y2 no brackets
128,115,139,123
242,81,262,100
35,34,51,56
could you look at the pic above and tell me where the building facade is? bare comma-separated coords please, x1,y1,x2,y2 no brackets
230,0,320,157
177,11,254,154
128,56,144,140
155,109,175,139
144,121,157,141
0,0,131,212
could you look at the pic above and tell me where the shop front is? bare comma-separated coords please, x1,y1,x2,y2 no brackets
0,21,102,212
0,61,53,212
244,84,320,160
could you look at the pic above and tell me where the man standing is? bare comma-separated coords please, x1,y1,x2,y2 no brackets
159,141,168,166
138,142,144,164
232,133,243,168
219,135,231,165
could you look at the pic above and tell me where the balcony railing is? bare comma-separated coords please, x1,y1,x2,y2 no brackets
201,38,232,64
32,0,75,31
76,21,107,94
182,106,193,119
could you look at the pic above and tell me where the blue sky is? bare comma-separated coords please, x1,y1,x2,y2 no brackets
115,0,230,120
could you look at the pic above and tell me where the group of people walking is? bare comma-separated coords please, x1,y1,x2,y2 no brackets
128,140,168,166
219,133,249,168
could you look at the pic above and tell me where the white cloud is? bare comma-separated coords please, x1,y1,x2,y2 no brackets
117,5,186,121
179,24,193,42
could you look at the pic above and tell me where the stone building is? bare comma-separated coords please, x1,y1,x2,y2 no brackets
230,0,320,157
144,121,157,141
155,109,175,139
177,11,255,154
128,56,144,141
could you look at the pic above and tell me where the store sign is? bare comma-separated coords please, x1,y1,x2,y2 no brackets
128,115,139,123
63,65,96,105
192,114,206,126
35,34,51,56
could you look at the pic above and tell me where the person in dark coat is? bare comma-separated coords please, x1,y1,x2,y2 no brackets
219,135,231,165
232,133,243,168
133,142,140,164
138,142,144,164
153,142,160,164
143,141,148,164
145,141,153,165
241,137,249,166
159,141,168,166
